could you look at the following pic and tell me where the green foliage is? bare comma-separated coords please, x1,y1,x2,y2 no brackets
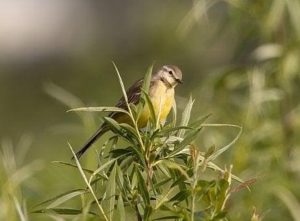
188,1,300,220
32,65,247,221
2,1,300,220
0,137,44,221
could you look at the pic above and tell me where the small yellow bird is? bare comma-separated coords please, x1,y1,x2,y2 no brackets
74,65,183,159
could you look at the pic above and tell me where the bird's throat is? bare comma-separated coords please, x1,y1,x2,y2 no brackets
160,77,174,88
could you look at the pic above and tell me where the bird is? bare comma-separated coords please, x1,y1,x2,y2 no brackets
74,65,183,159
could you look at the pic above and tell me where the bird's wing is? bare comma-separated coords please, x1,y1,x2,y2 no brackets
118,79,143,107
74,78,153,159
109,78,144,118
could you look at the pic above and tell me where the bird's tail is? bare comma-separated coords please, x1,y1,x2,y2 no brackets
73,125,108,160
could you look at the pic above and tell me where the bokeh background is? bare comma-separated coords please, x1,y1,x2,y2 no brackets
1,0,300,220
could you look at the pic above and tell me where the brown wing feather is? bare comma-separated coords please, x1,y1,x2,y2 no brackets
109,78,144,118
116,79,143,108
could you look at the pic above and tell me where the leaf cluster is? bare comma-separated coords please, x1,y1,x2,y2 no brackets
34,65,246,221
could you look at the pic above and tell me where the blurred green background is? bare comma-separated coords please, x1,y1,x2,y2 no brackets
1,0,300,220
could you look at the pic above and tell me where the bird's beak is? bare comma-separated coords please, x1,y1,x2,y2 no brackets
176,79,183,84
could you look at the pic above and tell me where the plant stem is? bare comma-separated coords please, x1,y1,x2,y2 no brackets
135,204,142,221
191,149,200,221
191,192,196,221
68,144,109,221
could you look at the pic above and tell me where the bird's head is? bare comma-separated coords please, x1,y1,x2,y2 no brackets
155,65,183,88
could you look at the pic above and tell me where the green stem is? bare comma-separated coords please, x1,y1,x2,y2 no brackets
191,155,199,221
69,144,109,221
129,112,146,151
135,203,142,221
191,192,196,221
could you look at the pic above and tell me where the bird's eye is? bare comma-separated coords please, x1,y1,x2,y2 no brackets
168,70,173,75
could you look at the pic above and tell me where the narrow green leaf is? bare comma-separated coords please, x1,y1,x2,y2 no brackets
67,106,129,114
178,96,194,137
213,211,227,220
116,164,124,188
44,83,84,108
169,189,190,203
52,161,101,176
116,195,126,221
32,208,97,216
154,178,172,189
90,177,104,186
168,128,202,158
119,123,139,138
105,163,117,221
152,216,181,220
112,62,129,105
285,0,300,37
129,146,146,167
81,201,93,220
170,101,177,127
275,186,300,221
101,136,119,155
89,158,119,184
136,169,150,205
137,65,153,124
47,190,87,209
129,103,139,119
44,83,95,129
189,113,212,128
104,117,135,141
204,145,216,158
141,90,157,125
155,126,193,137
131,169,138,190
157,160,189,180
103,117,122,132
265,0,285,33
13,197,27,221
109,147,134,158
35,189,87,209
155,186,176,209
157,164,171,178
203,124,242,161
170,174,187,189
142,65,153,94
144,205,153,221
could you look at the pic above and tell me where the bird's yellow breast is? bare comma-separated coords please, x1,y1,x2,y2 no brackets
138,80,174,127
114,81,175,128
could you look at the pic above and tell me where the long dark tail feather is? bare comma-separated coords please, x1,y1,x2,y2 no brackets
73,125,108,160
